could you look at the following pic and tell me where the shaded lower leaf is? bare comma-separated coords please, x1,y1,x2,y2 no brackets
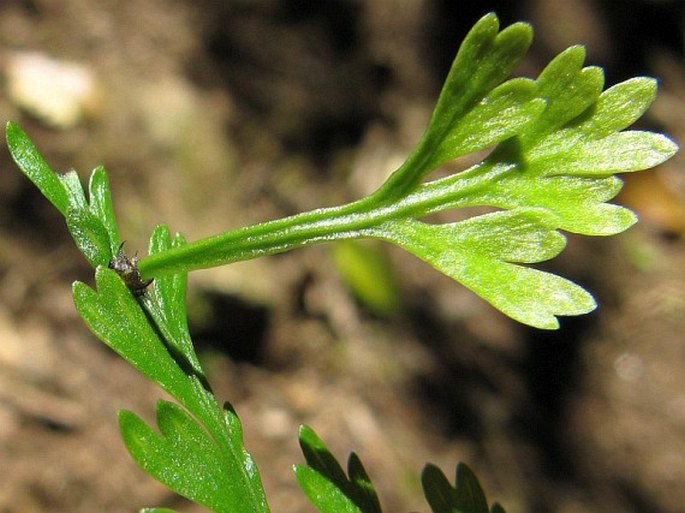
331,240,400,314
294,466,363,513
452,463,490,513
422,463,500,513
296,426,381,513
298,425,350,493
75,268,269,513
422,464,460,513
347,453,381,513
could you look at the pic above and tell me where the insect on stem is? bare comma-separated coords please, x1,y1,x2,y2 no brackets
108,242,153,297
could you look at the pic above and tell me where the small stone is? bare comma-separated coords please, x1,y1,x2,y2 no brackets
5,51,100,129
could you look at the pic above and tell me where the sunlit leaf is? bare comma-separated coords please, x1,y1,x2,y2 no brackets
5,120,69,215
88,165,121,256
375,209,595,329
120,401,239,513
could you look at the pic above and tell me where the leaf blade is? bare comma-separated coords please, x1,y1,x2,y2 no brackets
375,13,535,200
120,403,238,513
296,426,381,513
88,165,121,256
66,206,112,268
374,211,596,329
5,120,70,215
294,466,363,513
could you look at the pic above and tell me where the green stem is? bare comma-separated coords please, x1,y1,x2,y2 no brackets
137,161,512,280
137,197,378,279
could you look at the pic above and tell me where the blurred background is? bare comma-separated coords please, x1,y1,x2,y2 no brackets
1,1,684,512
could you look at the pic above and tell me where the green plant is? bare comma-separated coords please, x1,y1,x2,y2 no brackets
5,12,676,513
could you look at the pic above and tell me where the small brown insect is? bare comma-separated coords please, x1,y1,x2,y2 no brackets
108,242,153,297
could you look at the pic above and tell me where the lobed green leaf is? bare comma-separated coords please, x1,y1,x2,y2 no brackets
476,174,638,235
294,466,363,513
522,47,604,145
568,77,657,140
219,402,270,513
431,78,545,168
376,13,536,199
72,267,195,400
375,210,596,329
296,426,381,513
127,13,676,330
545,131,678,176
422,463,502,513
6,121,120,267
76,268,268,513
120,402,239,513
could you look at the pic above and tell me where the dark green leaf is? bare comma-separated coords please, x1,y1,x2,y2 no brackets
453,463,489,513
422,464,459,513
422,463,501,513
347,453,381,513
298,425,349,491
